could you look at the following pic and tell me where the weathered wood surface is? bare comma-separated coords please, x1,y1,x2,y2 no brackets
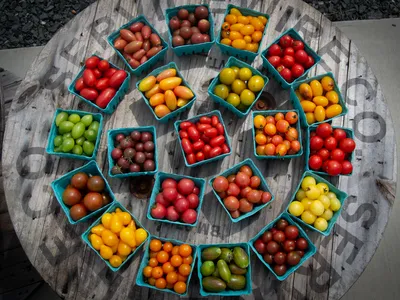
1,0,397,299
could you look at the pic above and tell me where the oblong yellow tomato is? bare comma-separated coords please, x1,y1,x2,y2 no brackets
325,104,343,118
295,90,305,101
127,220,136,230
310,80,323,97
230,7,242,16
300,100,316,112
238,16,249,25
109,255,122,268
305,112,316,124
118,212,132,226
138,76,156,92
156,68,176,82
220,38,231,46
321,76,334,92
312,96,329,107
229,31,243,40
232,39,246,49
326,90,339,104
314,106,326,122
145,84,162,99
159,77,182,90
230,23,244,32
177,98,189,107
154,104,171,118
299,83,313,100
165,90,177,111
149,93,165,107
174,86,194,100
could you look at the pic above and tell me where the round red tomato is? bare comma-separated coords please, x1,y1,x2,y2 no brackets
268,44,282,56
324,137,337,151
316,123,332,138
283,47,294,56
291,63,304,78
331,148,345,161
280,68,292,83
310,136,324,151
333,128,347,141
177,178,195,195
268,56,281,68
213,176,228,193
326,160,342,176
309,154,323,170
294,50,308,64
340,138,356,153
341,160,353,174
292,40,304,51
318,148,330,161
282,55,295,68
279,35,293,48
304,55,315,69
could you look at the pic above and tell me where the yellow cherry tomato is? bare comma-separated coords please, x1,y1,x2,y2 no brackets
301,210,317,224
288,201,304,216
120,227,136,247
230,23,244,32
318,195,331,210
231,79,246,94
253,115,267,129
248,75,265,92
101,213,112,229
314,106,326,122
305,112,316,124
230,8,242,16
135,228,148,245
213,84,229,99
226,93,241,107
251,31,263,43
301,198,313,211
325,104,343,118
258,15,268,25
326,90,339,104
115,208,122,213
154,104,171,118
330,198,341,211
313,96,329,107
240,25,255,36
314,217,328,231
110,214,123,233
240,89,255,106
244,35,252,43
109,255,122,268
225,14,237,25
91,224,105,236
101,229,119,247
310,80,323,97
118,241,132,256
231,66,239,78
219,68,236,85
310,200,325,216
90,233,104,250
138,76,156,92
237,16,249,24
300,100,316,113
316,183,329,195
321,209,333,221
238,67,252,81
100,245,113,260
229,31,243,40
232,39,246,49
220,38,231,46
321,76,335,92
296,189,306,201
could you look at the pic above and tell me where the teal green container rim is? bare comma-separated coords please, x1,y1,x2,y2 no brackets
216,4,270,63
106,15,169,76
174,110,232,168
51,161,115,225
251,110,303,159
289,71,349,127
81,201,149,272
107,126,158,178
286,171,348,236
46,108,103,160
208,158,275,223
261,28,321,89
146,172,206,227
249,212,317,280
136,62,196,123
165,4,215,56
67,54,131,114
207,56,269,118
305,125,355,176
196,243,252,296
135,235,197,296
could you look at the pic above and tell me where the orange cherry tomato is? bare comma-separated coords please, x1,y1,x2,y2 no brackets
255,133,267,145
162,262,175,274
157,251,170,264
276,144,288,156
283,140,291,150
271,135,283,146
276,120,290,133
275,112,285,122
149,257,159,267
149,251,158,258
143,266,153,278
174,281,187,294
265,116,275,124
148,277,156,286
179,244,192,257
291,140,301,153
150,239,162,252
166,271,178,284
177,274,187,282
264,123,276,136
155,278,167,289
171,246,180,256
170,254,183,267
163,242,173,252
178,264,191,276
285,111,298,124
264,143,276,156
285,127,299,141
182,255,193,265
151,266,163,279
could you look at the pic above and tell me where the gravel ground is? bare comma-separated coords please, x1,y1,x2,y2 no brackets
0,0,399,49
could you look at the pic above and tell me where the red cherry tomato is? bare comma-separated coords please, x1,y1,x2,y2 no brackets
209,146,222,158
316,123,333,138
104,68,117,78
279,35,293,48
80,88,98,101
333,128,347,141
331,148,345,162
75,78,85,91
216,123,225,135
85,56,100,69
192,140,205,152
322,160,330,173
203,144,212,158
294,49,308,64
204,127,218,138
221,143,230,154
179,130,188,139
199,116,212,124
180,121,193,130
282,55,295,68
309,154,323,170
268,56,281,68
187,126,200,142
339,138,356,153
317,148,330,161
283,47,294,56
211,115,219,127
268,44,282,56
304,56,315,69
279,68,292,83
95,87,116,108
324,137,337,151
95,78,110,91
181,138,193,154
83,69,96,87
186,153,196,165
292,40,304,51
98,60,110,71
109,70,127,89
310,136,324,151
326,160,342,176
209,135,225,148
341,160,353,174
291,63,305,78
197,123,212,132
196,152,205,161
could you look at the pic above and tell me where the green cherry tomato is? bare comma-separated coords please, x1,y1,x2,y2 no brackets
81,114,93,127
53,135,63,147
75,136,85,146
84,129,97,142
55,112,68,126
63,132,72,139
68,113,81,124
83,141,95,156
71,122,86,139
58,120,74,134
61,138,75,152
54,146,62,152
88,121,100,134
72,145,83,155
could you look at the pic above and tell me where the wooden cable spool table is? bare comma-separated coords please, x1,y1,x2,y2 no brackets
1,0,397,299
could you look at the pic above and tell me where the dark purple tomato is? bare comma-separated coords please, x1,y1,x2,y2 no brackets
145,152,154,159
273,264,287,276
111,148,123,160
117,157,130,170
141,132,153,142
116,133,125,142
261,231,273,244
123,148,136,159
169,16,180,31
266,241,280,255
70,203,88,221
194,6,209,19
83,192,103,211
143,160,155,171
87,176,105,192
144,141,155,152
135,152,146,164
191,26,200,33
287,251,301,266
102,193,111,206
188,13,196,25
172,35,185,47
111,166,122,175
180,27,192,39
285,225,299,240
273,231,286,243
120,138,133,149
180,20,191,28
296,238,308,250
276,219,289,231
130,131,141,141
62,187,82,206
274,252,286,265
263,253,274,264
254,239,267,254
198,19,210,33
283,240,296,253
296,250,305,258
191,33,204,44
173,29,180,36
135,142,144,152
177,8,189,20
129,163,141,173
70,172,89,190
